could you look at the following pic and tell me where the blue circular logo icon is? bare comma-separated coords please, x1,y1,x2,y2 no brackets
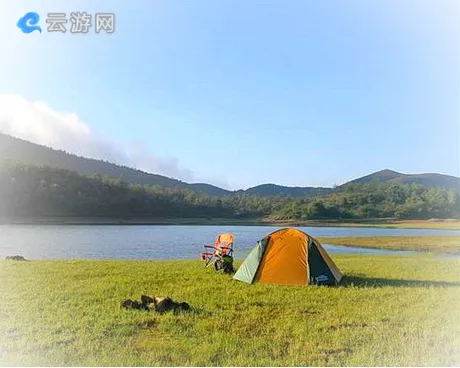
17,12,42,34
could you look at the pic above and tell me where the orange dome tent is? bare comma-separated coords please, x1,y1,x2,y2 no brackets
233,228,342,286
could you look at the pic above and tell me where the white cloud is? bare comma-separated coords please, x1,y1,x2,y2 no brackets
0,93,197,182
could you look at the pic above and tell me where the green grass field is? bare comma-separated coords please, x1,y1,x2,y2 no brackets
1,256,459,366
318,235,460,254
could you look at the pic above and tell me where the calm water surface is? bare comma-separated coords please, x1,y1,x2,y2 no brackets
0,225,458,260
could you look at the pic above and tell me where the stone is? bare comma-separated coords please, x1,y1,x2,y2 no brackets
120,299,146,310
153,297,176,313
121,295,192,313
141,295,154,307
176,302,191,311
5,255,28,261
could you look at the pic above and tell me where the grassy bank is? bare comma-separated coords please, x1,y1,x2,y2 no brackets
318,235,460,254
269,219,460,230
320,219,460,230
1,217,460,230
1,256,459,366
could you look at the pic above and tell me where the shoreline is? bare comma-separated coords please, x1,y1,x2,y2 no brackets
318,235,460,254
0,217,459,230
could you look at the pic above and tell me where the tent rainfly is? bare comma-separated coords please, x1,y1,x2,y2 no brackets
233,228,343,286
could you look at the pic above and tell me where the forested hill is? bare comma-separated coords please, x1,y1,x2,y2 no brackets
1,133,459,196
0,133,332,196
0,133,229,195
347,169,460,190
0,162,458,220
237,184,332,197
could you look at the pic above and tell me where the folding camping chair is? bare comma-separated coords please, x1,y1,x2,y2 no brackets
201,233,235,274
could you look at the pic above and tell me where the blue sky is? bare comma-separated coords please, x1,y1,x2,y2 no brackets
1,0,459,189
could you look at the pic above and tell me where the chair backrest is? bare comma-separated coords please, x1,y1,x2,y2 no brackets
215,233,234,254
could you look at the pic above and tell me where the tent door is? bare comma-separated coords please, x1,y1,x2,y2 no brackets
307,240,335,285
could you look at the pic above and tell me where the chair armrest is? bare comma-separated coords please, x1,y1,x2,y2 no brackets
204,246,220,251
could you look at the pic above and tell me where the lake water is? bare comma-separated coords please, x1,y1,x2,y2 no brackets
1,225,458,260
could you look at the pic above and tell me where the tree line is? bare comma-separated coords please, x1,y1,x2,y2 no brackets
0,162,458,220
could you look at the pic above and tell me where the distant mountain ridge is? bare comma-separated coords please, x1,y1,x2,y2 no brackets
1,133,459,196
346,169,460,190
0,133,194,187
